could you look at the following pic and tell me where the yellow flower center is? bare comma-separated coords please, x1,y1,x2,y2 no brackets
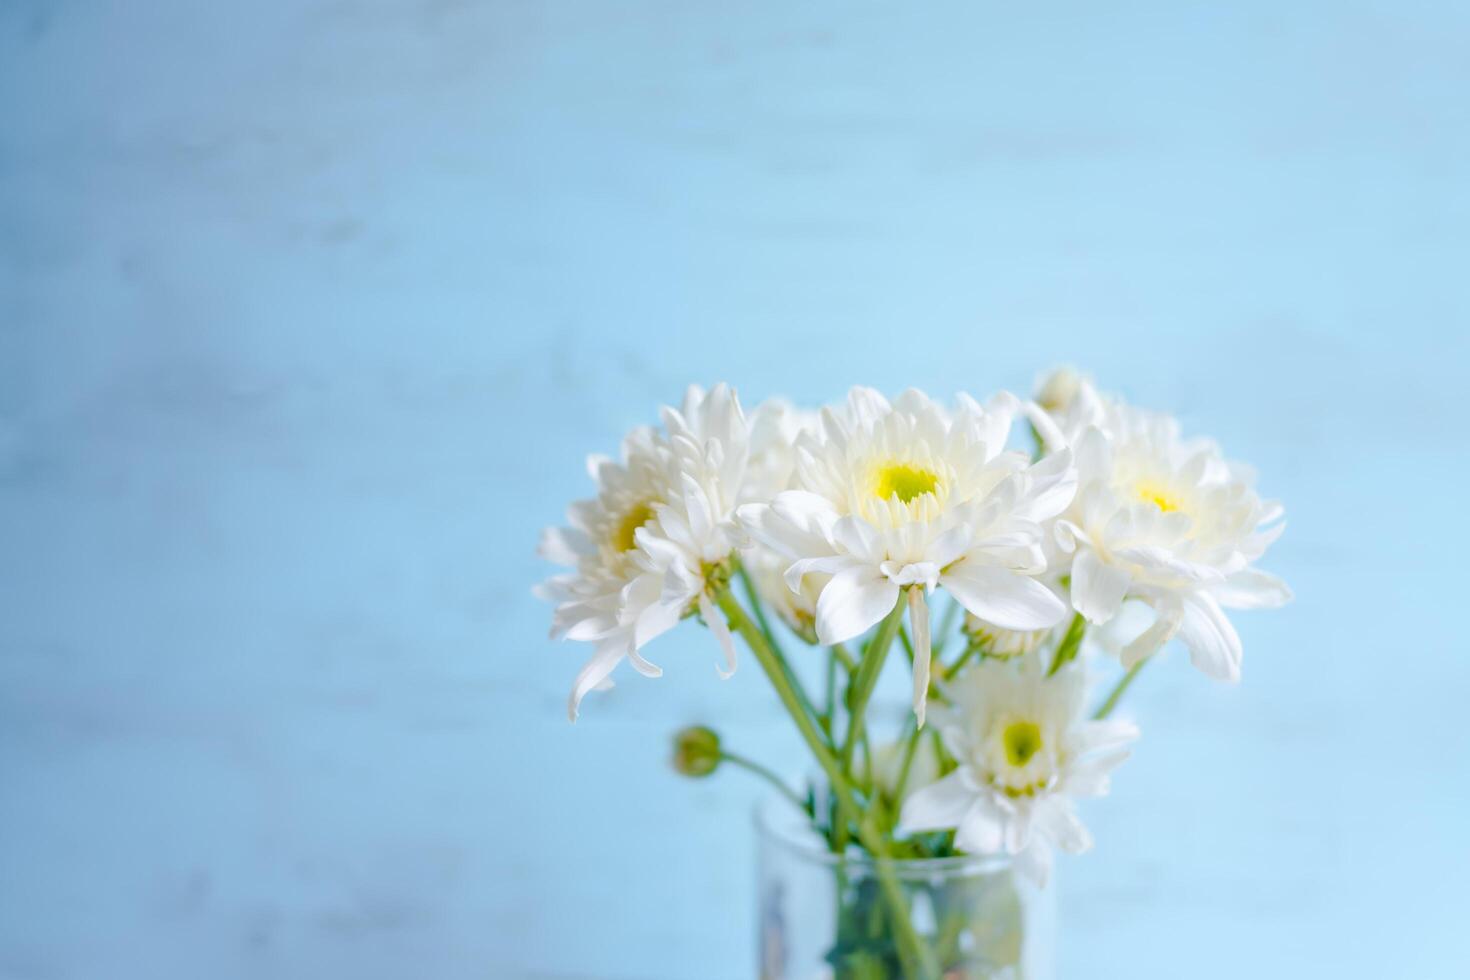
1002,720,1043,768
1135,482,1181,513
873,463,940,504
612,502,656,552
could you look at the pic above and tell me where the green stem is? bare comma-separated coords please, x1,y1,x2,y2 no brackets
1047,612,1087,676
714,589,856,819
822,646,838,735
860,728,874,794
719,751,806,813
737,565,785,658
841,596,907,773
712,588,937,980
834,596,905,863
1093,658,1148,720
943,641,979,680
890,721,923,812
830,642,856,673
737,566,827,748
1028,419,1047,460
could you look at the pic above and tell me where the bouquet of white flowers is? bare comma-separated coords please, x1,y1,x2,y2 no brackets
536,372,1290,979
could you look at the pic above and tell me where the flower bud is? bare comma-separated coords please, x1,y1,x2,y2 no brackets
1033,366,1085,413
672,726,722,778
964,614,1052,661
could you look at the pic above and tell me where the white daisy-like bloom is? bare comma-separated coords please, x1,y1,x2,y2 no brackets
536,384,751,720
738,387,1077,726
898,657,1138,886
1031,383,1292,681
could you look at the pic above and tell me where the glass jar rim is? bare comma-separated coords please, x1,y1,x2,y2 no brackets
753,794,1013,878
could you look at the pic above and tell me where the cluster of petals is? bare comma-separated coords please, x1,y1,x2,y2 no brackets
739,387,1076,725
900,656,1138,885
536,373,1294,885
536,385,751,719
1029,373,1291,680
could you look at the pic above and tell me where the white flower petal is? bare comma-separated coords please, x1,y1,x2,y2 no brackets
1060,751,1128,797
1120,599,1182,667
1070,548,1131,625
815,565,901,645
831,515,885,564
881,560,941,589
537,526,594,566
972,390,1021,453
1013,839,1054,887
1021,399,1067,451
1211,569,1293,610
626,645,664,678
1018,448,1077,522
1249,518,1287,552
698,591,738,679
678,472,714,544
1111,545,1217,583
632,573,688,647
562,612,619,642
953,796,1007,854
845,386,892,426
567,635,628,722
770,489,842,529
1178,591,1243,681
928,522,976,568
1073,718,1140,756
898,770,977,834
942,562,1067,631
1074,426,1111,478
1052,518,1087,553
784,554,852,594
1004,804,1035,855
583,452,613,481
909,587,932,728
737,490,841,560
1034,796,1092,855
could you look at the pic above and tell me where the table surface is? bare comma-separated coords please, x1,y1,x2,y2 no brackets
2,2,1468,977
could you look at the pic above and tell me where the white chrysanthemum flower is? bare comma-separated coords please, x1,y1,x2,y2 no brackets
739,387,1077,726
536,384,751,720
898,658,1137,886
1036,388,1292,681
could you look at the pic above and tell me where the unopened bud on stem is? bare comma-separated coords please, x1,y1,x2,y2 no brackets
672,725,722,778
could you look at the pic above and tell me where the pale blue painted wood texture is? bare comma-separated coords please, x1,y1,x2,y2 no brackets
2,2,1468,977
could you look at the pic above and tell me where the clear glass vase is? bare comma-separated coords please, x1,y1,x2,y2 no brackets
756,798,1055,980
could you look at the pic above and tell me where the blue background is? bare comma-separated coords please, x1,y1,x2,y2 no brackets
2,2,1467,977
